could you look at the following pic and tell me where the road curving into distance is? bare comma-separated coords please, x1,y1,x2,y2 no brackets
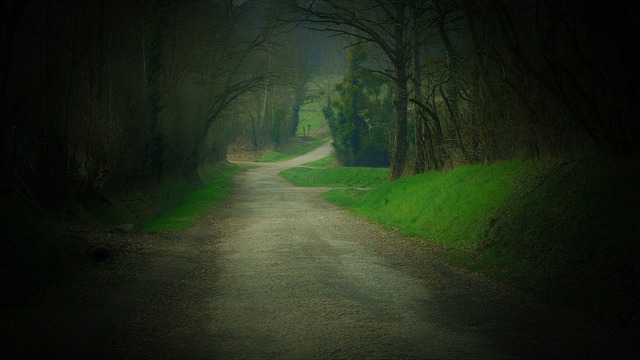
3,141,617,359
205,142,506,358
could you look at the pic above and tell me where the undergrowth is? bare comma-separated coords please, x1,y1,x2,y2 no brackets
71,163,247,230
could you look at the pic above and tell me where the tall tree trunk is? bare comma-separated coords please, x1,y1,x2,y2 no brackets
390,3,409,180
460,0,498,162
145,0,166,177
411,6,427,174
436,0,467,162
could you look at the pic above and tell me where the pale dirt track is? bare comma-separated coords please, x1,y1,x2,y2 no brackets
1,142,624,359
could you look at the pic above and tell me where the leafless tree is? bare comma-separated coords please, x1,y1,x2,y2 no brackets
286,0,416,179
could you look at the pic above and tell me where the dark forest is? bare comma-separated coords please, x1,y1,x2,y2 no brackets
2,0,639,358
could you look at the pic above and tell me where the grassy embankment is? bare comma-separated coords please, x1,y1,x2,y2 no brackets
2,133,330,305
281,153,640,314
0,162,249,306
86,74,335,227
281,156,389,187
146,136,332,229
142,163,250,231
67,162,248,231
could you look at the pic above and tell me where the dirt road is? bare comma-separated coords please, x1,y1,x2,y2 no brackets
2,142,620,359
204,143,504,359
206,143,507,359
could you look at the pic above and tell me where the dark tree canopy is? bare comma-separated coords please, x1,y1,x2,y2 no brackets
1,0,638,209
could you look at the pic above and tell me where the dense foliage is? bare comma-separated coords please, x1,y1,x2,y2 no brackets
324,46,391,166
291,0,640,178
0,0,310,208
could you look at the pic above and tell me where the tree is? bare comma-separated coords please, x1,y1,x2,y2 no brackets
0,0,284,207
326,45,391,166
288,0,414,179
460,0,640,159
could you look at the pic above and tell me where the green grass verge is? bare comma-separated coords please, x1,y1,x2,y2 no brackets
256,137,329,162
301,155,336,168
280,159,389,188
322,156,640,310
143,163,249,231
1,162,249,306
323,160,529,243
72,162,249,231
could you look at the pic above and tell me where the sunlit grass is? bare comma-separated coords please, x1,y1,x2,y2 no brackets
300,155,336,168
296,109,325,136
324,161,530,245
321,161,539,287
280,164,388,188
143,164,249,231
295,74,341,137
322,156,640,309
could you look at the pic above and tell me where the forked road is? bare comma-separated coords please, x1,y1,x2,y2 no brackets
192,142,606,359
208,143,505,358
203,142,506,358
3,142,614,359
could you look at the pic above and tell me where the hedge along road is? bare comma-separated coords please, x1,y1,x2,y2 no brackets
3,142,614,359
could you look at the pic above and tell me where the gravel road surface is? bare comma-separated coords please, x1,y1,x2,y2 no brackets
2,142,621,359
206,143,505,359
